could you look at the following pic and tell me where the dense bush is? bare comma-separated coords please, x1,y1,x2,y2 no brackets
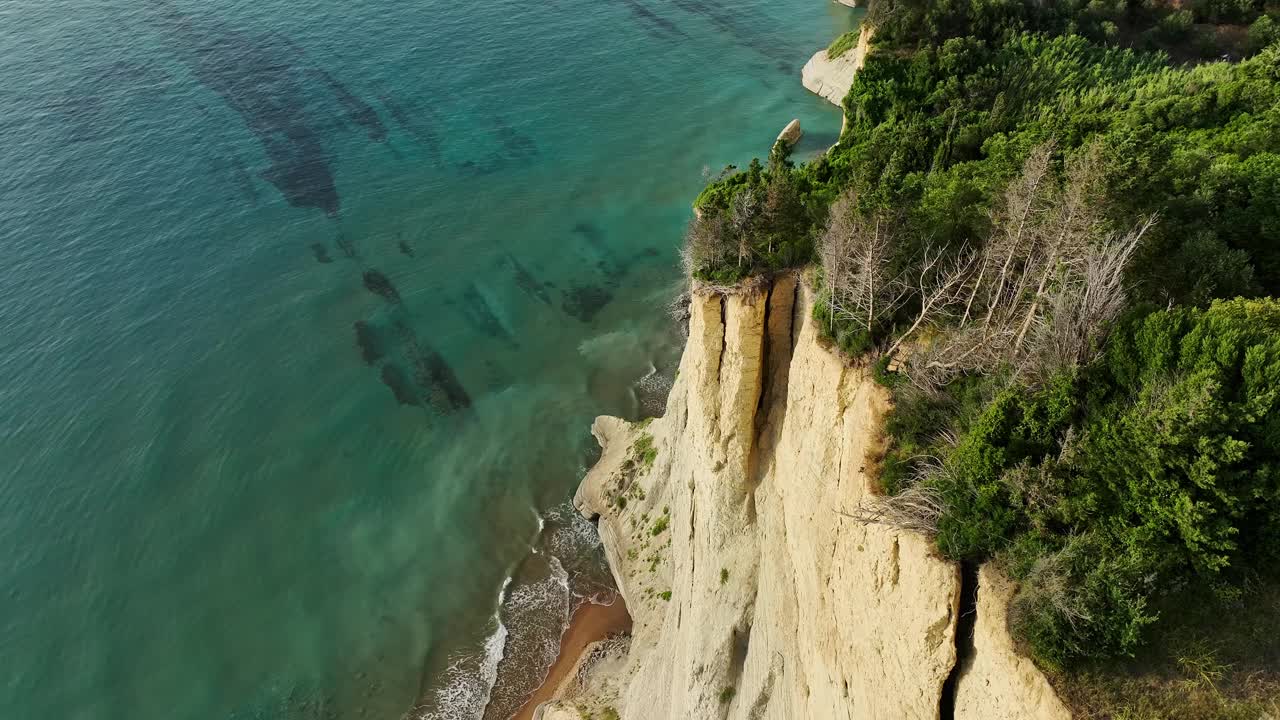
886,300,1280,666
681,0,1280,671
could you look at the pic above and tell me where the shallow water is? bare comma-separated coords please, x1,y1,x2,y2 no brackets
0,0,861,717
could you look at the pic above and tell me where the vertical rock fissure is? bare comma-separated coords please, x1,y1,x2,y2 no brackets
938,561,980,720
716,294,728,390
755,281,777,416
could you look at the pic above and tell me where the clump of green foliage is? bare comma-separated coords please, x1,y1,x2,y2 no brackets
650,515,669,536
718,686,736,704
886,300,1280,667
1052,574,1280,719
632,433,657,470
658,590,672,601
720,568,730,584
827,29,863,59
679,0,1280,696
687,148,816,285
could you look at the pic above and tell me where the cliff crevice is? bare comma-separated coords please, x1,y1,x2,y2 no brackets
557,276,1068,720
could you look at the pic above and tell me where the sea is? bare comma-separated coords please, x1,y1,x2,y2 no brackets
0,0,861,718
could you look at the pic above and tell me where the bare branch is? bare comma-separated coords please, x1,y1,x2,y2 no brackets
888,244,976,356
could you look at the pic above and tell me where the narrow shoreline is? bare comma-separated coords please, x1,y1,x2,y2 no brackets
511,595,632,720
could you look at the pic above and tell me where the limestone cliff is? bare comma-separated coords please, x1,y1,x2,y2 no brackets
540,277,1069,719
801,25,873,107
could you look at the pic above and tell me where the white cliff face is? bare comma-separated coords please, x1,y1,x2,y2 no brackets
954,566,1073,720
801,25,873,107
545,277,1069,720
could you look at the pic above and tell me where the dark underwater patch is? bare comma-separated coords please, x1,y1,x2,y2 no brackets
620,0,689,38
149,5,388,218
668,0,792,63
362,269,403,304
335,230,356,259
503,253,553,306
571,221,607,248
562,284,614,323
397,236,416,257
311,68,387,143
380,364,421,406
457,285,517,346
389,319,472,414
353,320,384,364
492,118,537,161
413,350,472,413
310,243,333,263
371,79,444,164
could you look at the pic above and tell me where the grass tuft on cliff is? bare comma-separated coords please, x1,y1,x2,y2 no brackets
826,29,862,59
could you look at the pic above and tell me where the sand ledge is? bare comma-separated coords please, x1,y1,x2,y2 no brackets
511,596,631,720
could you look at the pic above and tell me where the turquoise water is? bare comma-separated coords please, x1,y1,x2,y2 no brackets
0,0,859,718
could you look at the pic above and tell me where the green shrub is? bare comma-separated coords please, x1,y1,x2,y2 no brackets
905,300,1280,666
718,687,735,704
632,433,657,470
650,516,669,536
1248,14,1280,53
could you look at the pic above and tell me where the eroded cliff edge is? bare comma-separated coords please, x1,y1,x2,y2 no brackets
541,277,1070,719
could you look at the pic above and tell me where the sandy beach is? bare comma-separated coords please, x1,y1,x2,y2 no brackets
511,596,632,720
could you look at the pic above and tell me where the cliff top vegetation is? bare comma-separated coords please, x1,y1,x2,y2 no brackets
682,0,1280,715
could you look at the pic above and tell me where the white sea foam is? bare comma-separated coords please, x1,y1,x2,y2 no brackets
410,616,508,720
415,504,606,720
479,556,573,718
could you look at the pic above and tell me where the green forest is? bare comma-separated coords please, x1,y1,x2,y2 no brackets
685,0,1280,716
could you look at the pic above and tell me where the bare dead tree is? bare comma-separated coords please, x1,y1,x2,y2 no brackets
980,141,1056,330
840,455,947,536
1021,215,1155,379
1013,141,1107,351
888,244,977,356
853,214,896,333
818,190,901,336
681,210,733,277
730,188,761,268
819,191,859,334
903,322,1015,391
842,486,945,536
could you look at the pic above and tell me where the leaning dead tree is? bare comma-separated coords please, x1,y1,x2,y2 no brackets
898,140,1151,389
887,244,977,356
840,454,949,535
818,190,901,336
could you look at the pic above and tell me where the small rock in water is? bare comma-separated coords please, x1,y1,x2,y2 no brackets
775,118,802,149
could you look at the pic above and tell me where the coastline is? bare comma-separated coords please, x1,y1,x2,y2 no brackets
512,596,632,720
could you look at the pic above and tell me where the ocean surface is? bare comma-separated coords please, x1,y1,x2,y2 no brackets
0,0,860,718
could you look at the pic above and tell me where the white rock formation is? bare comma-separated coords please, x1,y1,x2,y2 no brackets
540,277,1069,719
802,25,873,106
775,118,803,149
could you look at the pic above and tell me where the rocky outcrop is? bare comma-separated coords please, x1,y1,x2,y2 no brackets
775,118,803,149
954,566,1073,720
802,25,873,107
542,276,1069,719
